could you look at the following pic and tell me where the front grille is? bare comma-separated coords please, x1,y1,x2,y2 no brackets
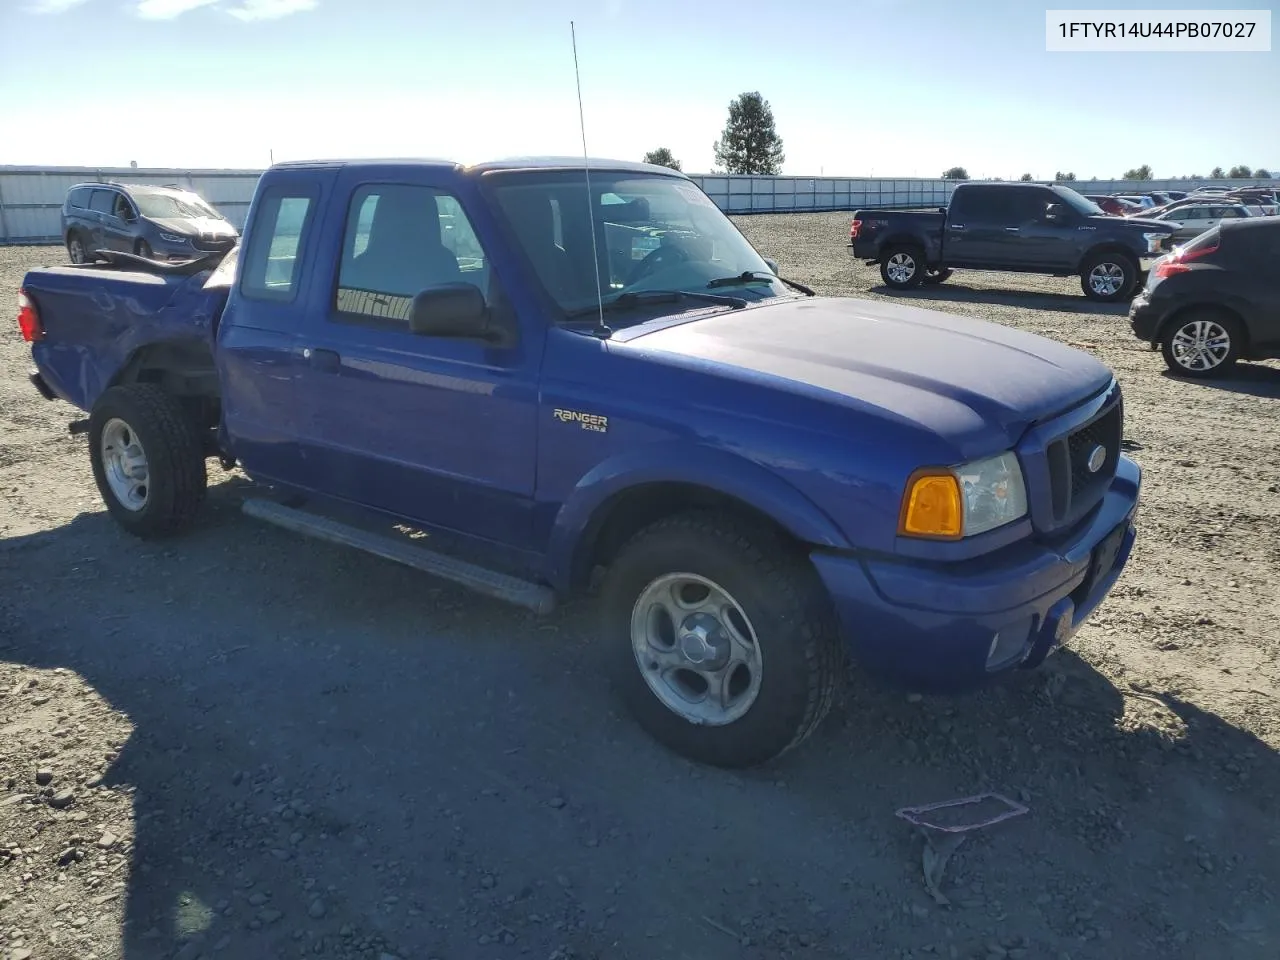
193,236,236,252
1047,399,1122,523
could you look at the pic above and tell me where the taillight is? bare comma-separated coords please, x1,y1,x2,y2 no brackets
1154,238,1219,279
17,288,43,342
849,219,862,238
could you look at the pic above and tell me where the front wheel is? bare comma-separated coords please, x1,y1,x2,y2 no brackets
1160,310,1243,379
1080,253,1137,302
600,512,843,768
879,246,925,289
88,384,208,538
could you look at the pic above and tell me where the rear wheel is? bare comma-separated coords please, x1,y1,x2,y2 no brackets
922,267,952,285
600,511,844,768
1080,252,1137,302
880,245,925,289
67,232,89,264
88,384,207,538
1160,309,1243,379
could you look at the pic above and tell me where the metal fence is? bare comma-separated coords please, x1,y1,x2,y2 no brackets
1,164,1274,245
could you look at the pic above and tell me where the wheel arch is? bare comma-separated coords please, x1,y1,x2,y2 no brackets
545,444,853,594
107,339,221,433
1076,242,1139,273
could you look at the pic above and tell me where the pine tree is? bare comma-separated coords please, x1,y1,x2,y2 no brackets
712,92,785,175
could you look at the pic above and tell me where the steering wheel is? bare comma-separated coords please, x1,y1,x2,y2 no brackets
626,241,692,286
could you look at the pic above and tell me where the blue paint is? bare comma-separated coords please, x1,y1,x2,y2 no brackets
22,157,1143,693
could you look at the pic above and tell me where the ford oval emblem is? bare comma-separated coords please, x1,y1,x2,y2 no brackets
1087,444,1106,473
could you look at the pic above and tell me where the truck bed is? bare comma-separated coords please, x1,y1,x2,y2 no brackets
22,251,232,413
849,208,946,263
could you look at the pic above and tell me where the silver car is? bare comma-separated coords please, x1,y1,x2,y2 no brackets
1148,201,1254,242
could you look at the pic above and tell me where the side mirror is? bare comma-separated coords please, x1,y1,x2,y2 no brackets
1045,202,1067,221
763,257,780,275
408,283,494,339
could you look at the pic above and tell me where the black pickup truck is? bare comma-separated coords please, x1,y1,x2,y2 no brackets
848,182,1178,302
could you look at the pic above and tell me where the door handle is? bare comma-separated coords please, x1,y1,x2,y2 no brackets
303,347,341,372
1004,227,1020,232
949,224,966,230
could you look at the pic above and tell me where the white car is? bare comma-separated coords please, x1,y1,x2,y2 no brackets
1148,201,1254,242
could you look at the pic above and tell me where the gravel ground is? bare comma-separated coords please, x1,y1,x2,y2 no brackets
2,214,1279,960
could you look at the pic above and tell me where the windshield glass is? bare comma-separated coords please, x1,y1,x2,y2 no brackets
486,172,787,317
1053,186,1105,217
135,192,224,221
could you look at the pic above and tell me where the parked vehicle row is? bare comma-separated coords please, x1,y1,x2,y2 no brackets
848,181,1176,302
61,180,239,265
18,156,1142,769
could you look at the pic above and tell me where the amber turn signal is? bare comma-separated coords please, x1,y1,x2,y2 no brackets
899,470,963,539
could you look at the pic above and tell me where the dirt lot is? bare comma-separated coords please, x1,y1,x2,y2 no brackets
2,214,1279,960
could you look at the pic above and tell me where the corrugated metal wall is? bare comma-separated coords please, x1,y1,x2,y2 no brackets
0,164,1272,244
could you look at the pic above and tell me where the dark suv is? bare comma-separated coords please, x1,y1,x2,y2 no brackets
61,181,239,264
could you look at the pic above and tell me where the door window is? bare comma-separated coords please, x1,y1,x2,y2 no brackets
88,189,116,214
239,191,315,302
333,184,491,328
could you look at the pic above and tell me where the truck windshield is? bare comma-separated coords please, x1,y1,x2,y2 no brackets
1052,186,1105,217
487,172,787,317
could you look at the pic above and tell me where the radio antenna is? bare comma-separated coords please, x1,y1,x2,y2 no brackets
570,20,610,339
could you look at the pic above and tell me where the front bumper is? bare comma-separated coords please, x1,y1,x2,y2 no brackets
811,454,1141,694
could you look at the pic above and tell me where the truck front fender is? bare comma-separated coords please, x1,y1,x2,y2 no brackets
543,441,853,592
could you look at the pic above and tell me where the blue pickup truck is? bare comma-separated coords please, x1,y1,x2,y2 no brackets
17,157,1141,767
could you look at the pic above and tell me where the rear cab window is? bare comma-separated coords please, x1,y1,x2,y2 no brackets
239,187,318,302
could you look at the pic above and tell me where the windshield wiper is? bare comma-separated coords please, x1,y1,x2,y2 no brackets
707,270,815,296
563,289,748,320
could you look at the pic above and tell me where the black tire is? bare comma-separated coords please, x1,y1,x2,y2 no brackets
1079,251,1137,302
879,245,925,289
67,232,90,264
88,384,207,538
136,240,153,260
1160,309,1244,379
600,511,843,768
922,267,952,285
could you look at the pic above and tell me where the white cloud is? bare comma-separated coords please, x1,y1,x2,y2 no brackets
27,0,93,12
224,0,317,20
134,0,219,17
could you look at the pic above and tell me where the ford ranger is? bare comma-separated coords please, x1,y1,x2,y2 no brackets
17,157,1141,768
849,181,1177,302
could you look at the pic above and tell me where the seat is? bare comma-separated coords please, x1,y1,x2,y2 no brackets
344,187,462,297
501,190,581,302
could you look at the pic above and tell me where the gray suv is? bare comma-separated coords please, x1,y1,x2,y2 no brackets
61,181,239,264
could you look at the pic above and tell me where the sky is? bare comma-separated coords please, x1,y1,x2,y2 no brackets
0,0,1276,179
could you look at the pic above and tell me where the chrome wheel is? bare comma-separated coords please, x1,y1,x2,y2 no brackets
1170,318,1231,372
630,573,762,726
1088,261,1126,297
885,252,917,284
100,417,149,511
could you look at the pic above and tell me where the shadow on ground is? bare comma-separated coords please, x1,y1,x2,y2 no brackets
2,479,1278,960
1160,363,1280,400
867,283,1132,316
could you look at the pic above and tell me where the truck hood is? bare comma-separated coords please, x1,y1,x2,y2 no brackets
613,296,1114,454
1101,214,1174,231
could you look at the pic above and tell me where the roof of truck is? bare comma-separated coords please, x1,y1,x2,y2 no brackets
267,156,688,178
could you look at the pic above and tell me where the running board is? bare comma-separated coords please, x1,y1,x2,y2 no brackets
241,498,556,616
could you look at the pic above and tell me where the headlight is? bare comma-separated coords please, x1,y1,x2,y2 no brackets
159,233,189,243
899,451,1028,540
1142,231,1164,253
